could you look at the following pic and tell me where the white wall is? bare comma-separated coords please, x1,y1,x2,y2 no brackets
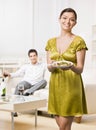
0,0,33,60
33,0,57,53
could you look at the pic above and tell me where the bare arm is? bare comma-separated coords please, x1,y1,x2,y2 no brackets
46,49,86,74
70,49,86,74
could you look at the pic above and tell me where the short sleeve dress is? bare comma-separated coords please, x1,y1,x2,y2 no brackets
45,36,88,116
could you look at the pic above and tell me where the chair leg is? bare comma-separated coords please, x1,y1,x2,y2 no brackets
74,116,82,123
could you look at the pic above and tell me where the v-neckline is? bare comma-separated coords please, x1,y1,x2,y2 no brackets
55,36,77,55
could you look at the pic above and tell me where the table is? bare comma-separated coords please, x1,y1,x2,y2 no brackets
0,95,46,130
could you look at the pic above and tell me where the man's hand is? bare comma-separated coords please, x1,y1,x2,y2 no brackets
3,71,11,77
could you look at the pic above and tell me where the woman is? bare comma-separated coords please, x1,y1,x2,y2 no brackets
45,8,88,130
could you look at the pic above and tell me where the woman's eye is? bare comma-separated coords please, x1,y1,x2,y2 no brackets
62,17,67,20
71,19,75,22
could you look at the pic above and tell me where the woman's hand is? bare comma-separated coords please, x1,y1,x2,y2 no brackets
47,60,57,72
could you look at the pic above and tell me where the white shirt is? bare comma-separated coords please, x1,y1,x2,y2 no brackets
10,62,47,85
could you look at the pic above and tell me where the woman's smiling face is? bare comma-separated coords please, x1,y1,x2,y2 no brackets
59,12,77,31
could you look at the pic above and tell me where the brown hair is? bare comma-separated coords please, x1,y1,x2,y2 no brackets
59,8,77,21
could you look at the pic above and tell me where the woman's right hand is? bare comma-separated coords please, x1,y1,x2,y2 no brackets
47,60,57,72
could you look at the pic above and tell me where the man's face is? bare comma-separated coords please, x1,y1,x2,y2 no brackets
29,52,38,64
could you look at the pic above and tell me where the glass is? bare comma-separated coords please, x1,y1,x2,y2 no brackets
18,84,24,95
17,84,25,102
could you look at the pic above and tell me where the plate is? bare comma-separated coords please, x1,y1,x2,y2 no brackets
52,60,73,69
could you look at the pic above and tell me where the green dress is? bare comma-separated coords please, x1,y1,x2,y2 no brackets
45,36,88,116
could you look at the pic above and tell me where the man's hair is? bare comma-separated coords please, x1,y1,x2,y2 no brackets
28,49,38,56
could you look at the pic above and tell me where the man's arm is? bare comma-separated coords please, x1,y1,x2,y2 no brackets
3,65,26,78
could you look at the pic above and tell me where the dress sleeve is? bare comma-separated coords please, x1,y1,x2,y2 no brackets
76,38,88,52
45,38,55,51
45,39,51,51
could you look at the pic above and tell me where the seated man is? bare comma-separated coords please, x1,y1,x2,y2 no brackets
3,49,47,96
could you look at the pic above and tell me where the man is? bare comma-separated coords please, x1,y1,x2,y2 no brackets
3,49,47,96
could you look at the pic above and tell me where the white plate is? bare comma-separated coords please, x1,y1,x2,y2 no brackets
52,60,73,69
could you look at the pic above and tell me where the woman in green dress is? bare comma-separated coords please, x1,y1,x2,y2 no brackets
45,8,88,130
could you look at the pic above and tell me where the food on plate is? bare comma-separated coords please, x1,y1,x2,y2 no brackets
52,60,73,68
57,61,69,66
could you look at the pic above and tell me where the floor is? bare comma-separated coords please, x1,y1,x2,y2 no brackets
0,111,96,130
